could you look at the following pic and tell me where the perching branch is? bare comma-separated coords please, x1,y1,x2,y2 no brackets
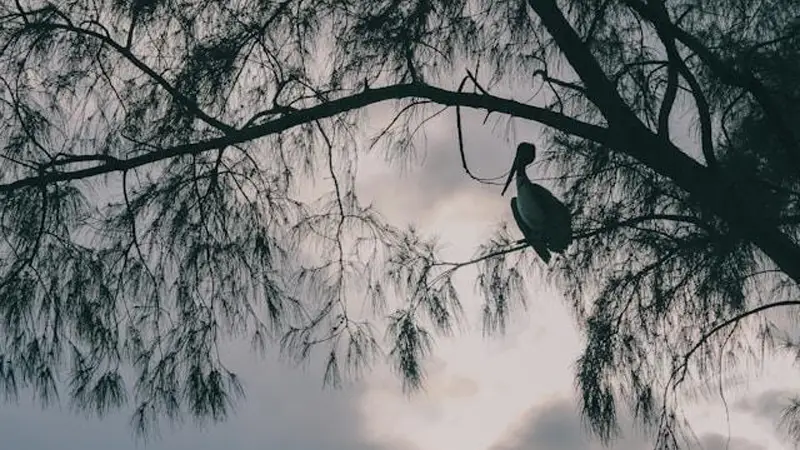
438,213,711,276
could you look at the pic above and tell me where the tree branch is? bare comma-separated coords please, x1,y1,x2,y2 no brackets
623,0,800,169
441,213,711,273
0,82,610,193
455,74,507,185
579,213,712,238
671,300,800,388
433,244,528,270
23,14,236,134
533,69,587,94
644,0,717,168
657,65,678,136
524,0,800,286
526,0,641,128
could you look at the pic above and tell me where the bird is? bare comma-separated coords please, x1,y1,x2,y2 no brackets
501,142,572,263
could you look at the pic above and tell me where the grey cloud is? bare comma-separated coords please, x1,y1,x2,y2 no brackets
489,400,588,450
734,389,794,422
489,398,650,450
699,433,766,450
0,350,399,450
360,109,524,221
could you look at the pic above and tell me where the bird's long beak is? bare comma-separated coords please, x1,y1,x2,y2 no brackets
501,161,517,196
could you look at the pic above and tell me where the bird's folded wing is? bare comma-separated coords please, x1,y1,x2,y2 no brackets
511,197,551,263
529,184,573,252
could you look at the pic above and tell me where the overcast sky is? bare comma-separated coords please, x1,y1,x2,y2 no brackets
1,96,797,450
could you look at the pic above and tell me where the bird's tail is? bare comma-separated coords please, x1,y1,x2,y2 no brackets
531,242,551,264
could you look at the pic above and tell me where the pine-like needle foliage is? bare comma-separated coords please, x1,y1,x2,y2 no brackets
1,0,800,447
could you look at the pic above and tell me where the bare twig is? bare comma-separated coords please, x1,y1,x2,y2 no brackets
455,74,508,185
672,300,800,389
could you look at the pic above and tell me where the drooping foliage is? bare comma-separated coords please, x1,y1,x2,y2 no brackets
1,0,800,447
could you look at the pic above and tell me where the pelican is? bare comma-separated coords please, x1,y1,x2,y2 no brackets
501,142,572,263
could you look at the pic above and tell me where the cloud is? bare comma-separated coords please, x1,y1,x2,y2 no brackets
490,400,588,450
0,349,400,450
357,107,538,226
734,389,794,422
488,397,781,450
489,398,651,450
699,433,766,450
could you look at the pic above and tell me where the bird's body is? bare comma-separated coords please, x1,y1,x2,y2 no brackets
515,174,547,237
502,143,572,263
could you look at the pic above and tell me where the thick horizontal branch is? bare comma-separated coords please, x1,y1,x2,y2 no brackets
0,83,610,193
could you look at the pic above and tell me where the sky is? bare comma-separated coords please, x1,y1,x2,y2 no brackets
1,94,798,450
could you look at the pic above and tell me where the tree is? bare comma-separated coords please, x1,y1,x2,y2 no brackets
1,0,799,446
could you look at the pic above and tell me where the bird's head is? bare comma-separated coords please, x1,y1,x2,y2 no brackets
501,142,536,196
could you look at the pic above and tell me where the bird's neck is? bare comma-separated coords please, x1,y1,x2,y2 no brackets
516,166,531,185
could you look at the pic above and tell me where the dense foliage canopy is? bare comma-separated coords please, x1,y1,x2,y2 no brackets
1,0,799,447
